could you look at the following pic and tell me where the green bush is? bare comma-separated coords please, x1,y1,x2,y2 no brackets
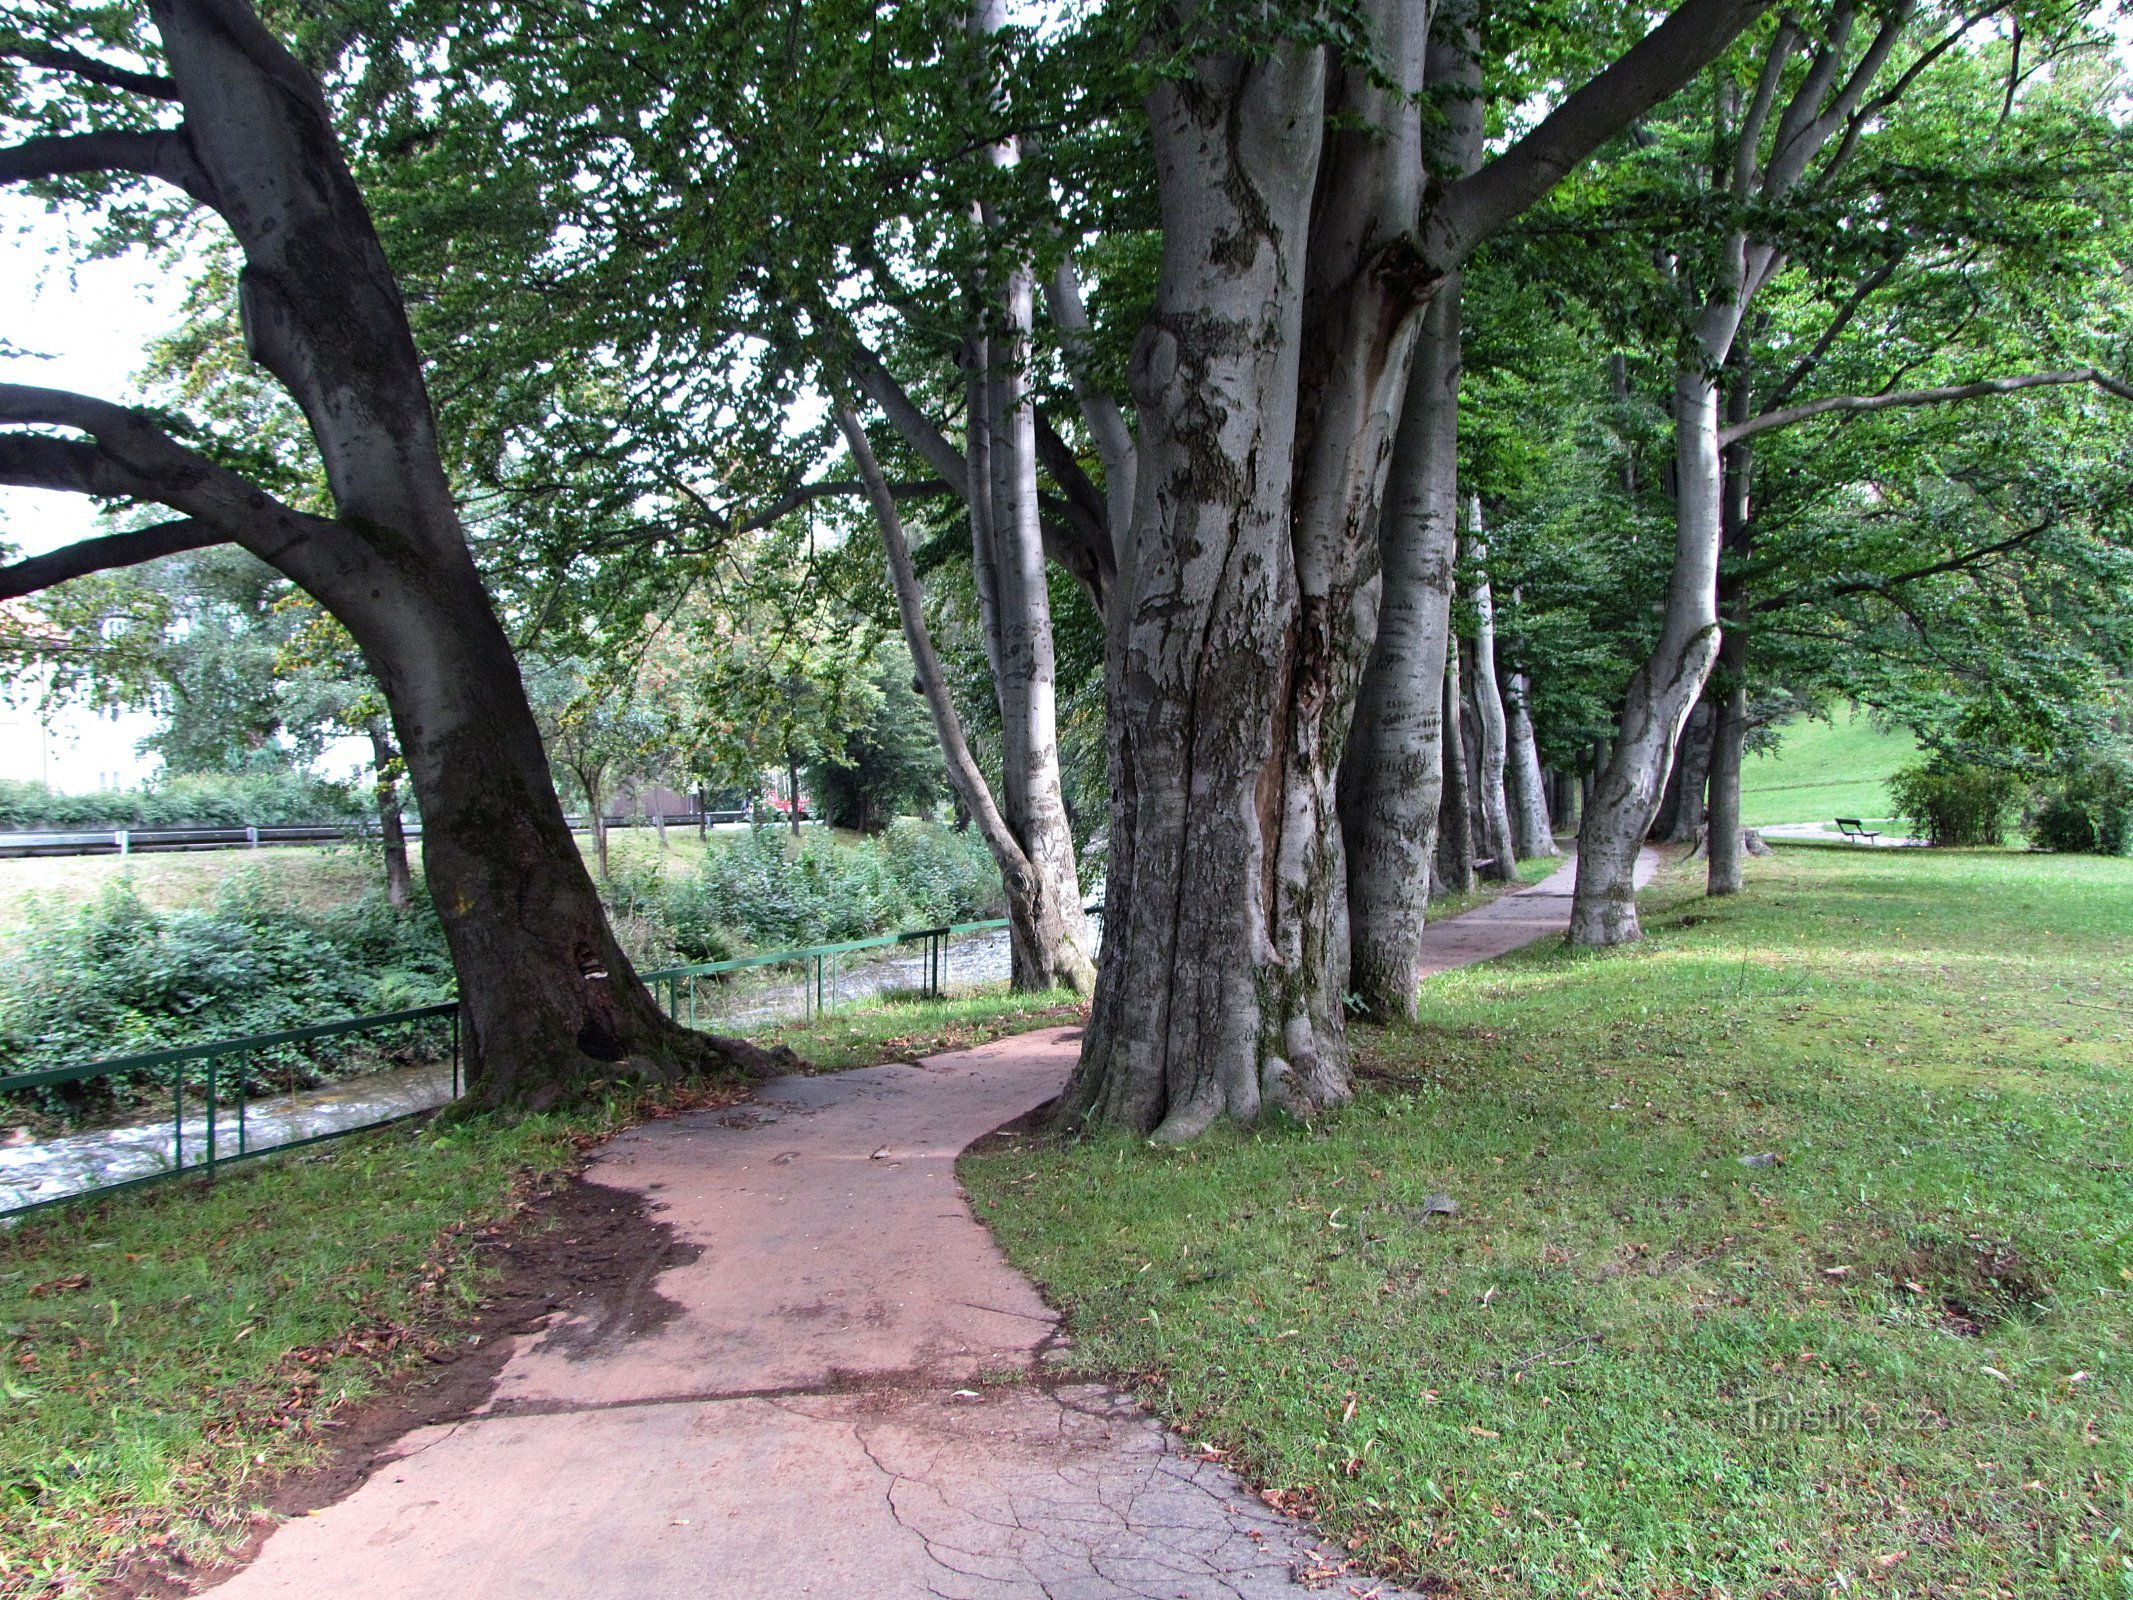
0,875,453,1124
0,772,367,831
691,822,1003,951
881,819,1003,926
2028,751,2133,855
1888,759,2019,847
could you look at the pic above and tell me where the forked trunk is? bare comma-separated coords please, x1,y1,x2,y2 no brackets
1569,365,1728,945
1062,45,1345,1139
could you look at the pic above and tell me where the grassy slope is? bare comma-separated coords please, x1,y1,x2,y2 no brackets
0,988,1081,1597
1740,707,1918,830
969,848,2132,1598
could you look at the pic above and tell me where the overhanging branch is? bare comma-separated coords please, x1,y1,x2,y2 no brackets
1428,0,1772,266
1,42,179,99
0,519,219,601
1726,367,2133,443
0,127,210,199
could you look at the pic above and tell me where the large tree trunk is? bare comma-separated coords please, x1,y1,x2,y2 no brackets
1465,505,1518,881
1338,282,1463,1018
365,719,415,911
1569,362,1729,945
138,0,780,1107
1056,0,1772,1131
1504,670,1559,859
1062,44,1345,1140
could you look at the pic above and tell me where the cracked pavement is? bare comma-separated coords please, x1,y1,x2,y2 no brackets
204,856,1642,1599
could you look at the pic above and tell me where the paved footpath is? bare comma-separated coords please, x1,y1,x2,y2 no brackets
210,854,1650,1600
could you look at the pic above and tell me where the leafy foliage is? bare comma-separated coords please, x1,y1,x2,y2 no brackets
0,874,454,1122
1889,758,2021,847
690,822,1002,951
0,772,366,830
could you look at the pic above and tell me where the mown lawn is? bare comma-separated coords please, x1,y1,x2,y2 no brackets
1740,705,1918,831
0,987,1079,1598
968,847,2132,1598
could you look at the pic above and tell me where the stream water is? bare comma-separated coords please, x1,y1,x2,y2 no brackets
0,925,1022,1214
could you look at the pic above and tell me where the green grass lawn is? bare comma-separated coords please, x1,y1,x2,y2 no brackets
0,987,1080,1597
1740,706,1918,831
968,847,2132,1598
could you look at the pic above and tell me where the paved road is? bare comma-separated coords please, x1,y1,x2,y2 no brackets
205,857,1649,1599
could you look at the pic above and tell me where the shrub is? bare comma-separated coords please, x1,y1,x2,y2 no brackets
688,822,1003,951
1888,759,2019,847
880,820,1004,926
0,875,453,1125
2028,751,2133,856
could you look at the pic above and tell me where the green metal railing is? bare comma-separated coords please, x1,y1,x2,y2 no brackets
636,917,1010,1024
0,1003,460,1218
0,915,1019,1219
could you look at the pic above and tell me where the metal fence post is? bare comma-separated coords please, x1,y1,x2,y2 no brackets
116,828,130,857
451,1010,462,1098
205,1056,218,1176
245,825,259,849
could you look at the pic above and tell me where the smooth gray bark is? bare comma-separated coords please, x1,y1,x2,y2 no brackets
1504,670,1559,859
1434,646,1476,898
1705,634,1751,896
837,402,1083,980
969,262,1097,994
1338,283,1463,1018
1569,2,1907,945
1653,699,1715,843
1465,501,1518,881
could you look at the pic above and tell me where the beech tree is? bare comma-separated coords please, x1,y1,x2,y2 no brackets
0,0,785,1105
1057,0,1772,1134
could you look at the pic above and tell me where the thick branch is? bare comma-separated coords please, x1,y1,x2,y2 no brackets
1727,367,2133,443
1043,258,1137,567
0,127,209,198
1428,0,1771,266
1758,255,1903,413
0,385,335,569
0,519,219,600
843,343,969,495
2,42,179,99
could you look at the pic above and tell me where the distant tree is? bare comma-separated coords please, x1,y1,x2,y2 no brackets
811,649,947,834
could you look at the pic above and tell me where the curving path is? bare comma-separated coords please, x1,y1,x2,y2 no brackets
207,854,1649,1600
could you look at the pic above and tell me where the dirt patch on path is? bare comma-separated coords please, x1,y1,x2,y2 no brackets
105,1173,691,1599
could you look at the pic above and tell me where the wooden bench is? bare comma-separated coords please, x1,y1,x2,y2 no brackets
1834,817,1880,845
